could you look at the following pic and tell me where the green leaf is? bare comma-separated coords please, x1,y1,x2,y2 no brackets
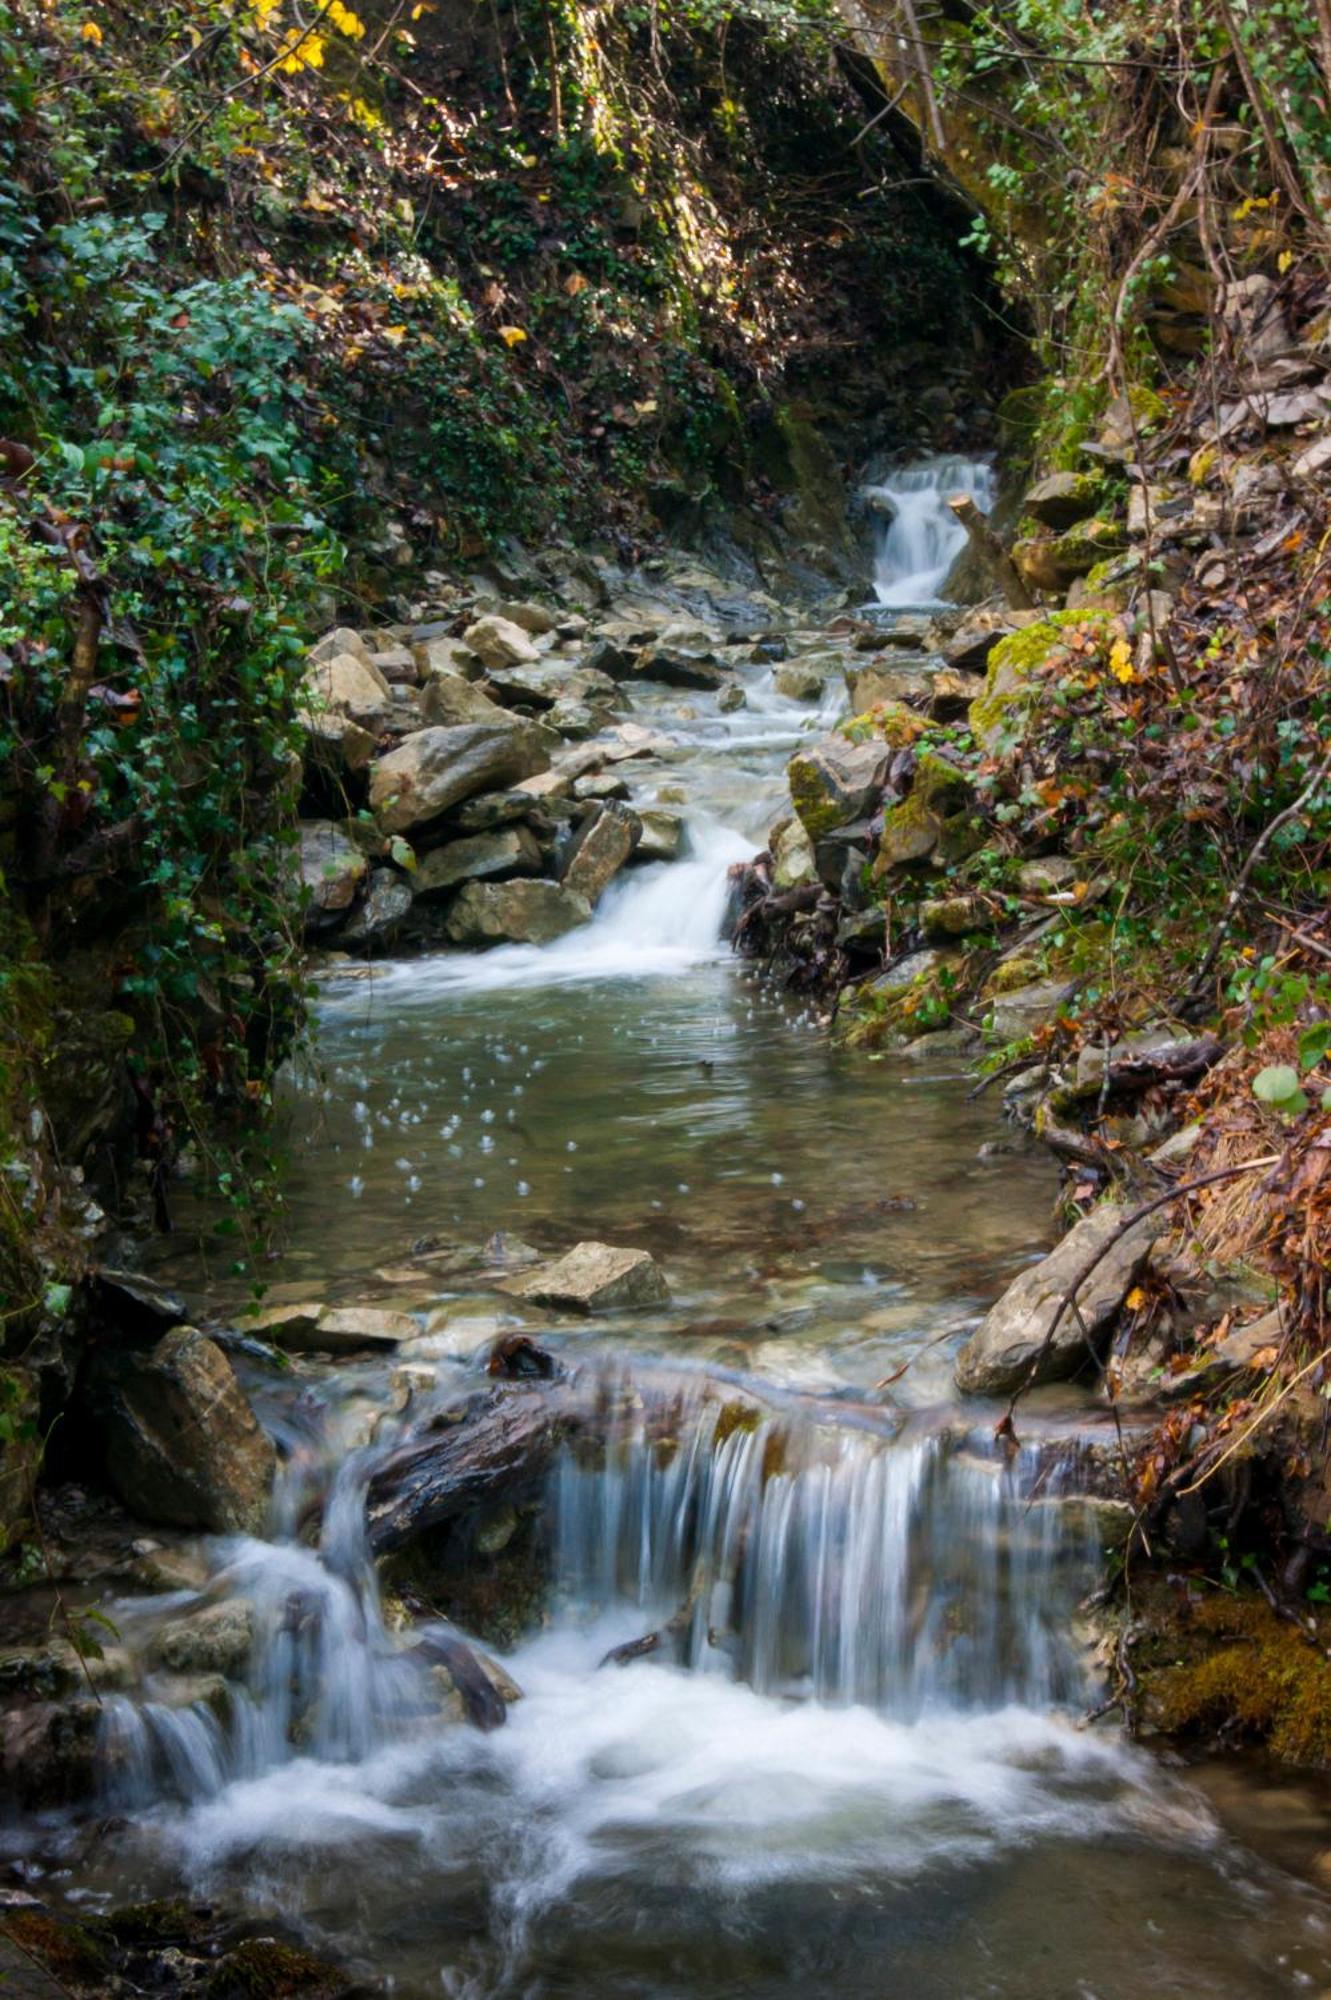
1254,1063,1301,1104
1300,1021,1331,1072
388,835,416,873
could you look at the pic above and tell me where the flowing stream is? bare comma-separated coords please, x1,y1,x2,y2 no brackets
15,463,1331,1996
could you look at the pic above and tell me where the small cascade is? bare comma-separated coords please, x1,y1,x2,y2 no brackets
866,454,997,606
552,1390,1096,1715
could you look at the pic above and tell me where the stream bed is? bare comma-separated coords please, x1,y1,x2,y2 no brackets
10,471,1331,1997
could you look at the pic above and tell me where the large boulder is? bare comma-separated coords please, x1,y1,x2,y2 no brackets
415,826,543,896
787,736,892,841
369,723,549,833
85,1329,275,1534
505,1241,669,1312
561,802,641,904
954,1203,1160,1395
341,867,413,948
632,646,726,692
463,614,540,671
298,821,367,930
421,672,519,728
1024,471,1103,529
302,650,393,731
634,809,683,862
443,879,591,946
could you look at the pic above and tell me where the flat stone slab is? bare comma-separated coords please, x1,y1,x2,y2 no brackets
954,1203,1160,1396
501,1241,669,1313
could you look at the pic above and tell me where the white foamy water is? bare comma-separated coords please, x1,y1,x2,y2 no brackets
867,454,997,606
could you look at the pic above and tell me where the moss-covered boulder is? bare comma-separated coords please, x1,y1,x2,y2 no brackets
875,750,980,874
968,610,1110,756
1013,517,1128,594
839,699,929,752
1024,470,1103,529
787,735,892,841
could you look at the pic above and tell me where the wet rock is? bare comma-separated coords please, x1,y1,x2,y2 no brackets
463,614,540,671
0,1638,129,1701
414,826,542,897
86,1329,275,1534
341,868,413,948
443,879,591,946
774,660,829,701
369,723,549,833
771,815,817,889
634,809,683,862
545,696,599,739
561,801,641,904
420,672,517,728
632,645,726,692
717,683,746,713
505,1241,669,1312
955,1202,1161,1395
242,1302,416,1353
91,1267,189,1334
836,907,886,956
876,613,933,649
788,735,891,840
298,821,367,928
0,1700,102,1808
943,607,1039,676
149,1599,254,1679
572,771,630,803
478,661,562,710
582,635,636,679
845,662,929,712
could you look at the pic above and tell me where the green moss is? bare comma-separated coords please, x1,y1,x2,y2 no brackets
969,610,1110,755
1145,1594,1331,1767
839,701,926,751
2,1909,112,1983
204,1937,342,1998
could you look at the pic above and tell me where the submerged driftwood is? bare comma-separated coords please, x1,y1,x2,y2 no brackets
365,1384,576,1554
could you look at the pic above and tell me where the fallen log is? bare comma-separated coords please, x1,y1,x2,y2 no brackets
365,1385,575,1555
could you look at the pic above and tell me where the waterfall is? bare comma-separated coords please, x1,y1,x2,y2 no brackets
866,455,997,606
551,1390,1096,1716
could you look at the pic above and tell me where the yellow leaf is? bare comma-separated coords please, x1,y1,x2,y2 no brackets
80,18,103,41
564,272,588,297
276,24,324,69
327,0,365,37
1125,1287,1147,1312
1278,249,1294,273
633,397,658,416
498,325,528,347
1108,636,1136,684
381,324,407,346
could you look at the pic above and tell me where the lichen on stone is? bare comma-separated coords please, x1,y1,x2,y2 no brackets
968,609,1110,756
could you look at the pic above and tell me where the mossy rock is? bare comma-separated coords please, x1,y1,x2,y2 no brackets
969,610,1111,756
204,1936,346,1998
839,700,927,752
1141,1591,1331,1767
875,749,981,875
1013,518,1128,595
1,1909,113,1984
1024,470,1104,530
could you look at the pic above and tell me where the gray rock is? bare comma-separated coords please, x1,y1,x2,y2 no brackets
415,634,482,680
447,789,548,832
86,1328,275,1535
954,1203,1160,1395
582,636,636,679
240,1300,415,1353
573,772,631,802
634,809,683,862
342,867,413,947
149,1599,254,1678
308,625,372,667
463,614,540,671
497,599,559,635
298,821,367,927
774,660,829,702
943,609,1038,676
505,1240,669,1312
369,723,549,833
420,672,518,728
302,650,393,731
1024,471,1101,530
788,735,892,839
443,879,591,946
771,816,816,889
988,980,1077,1042
367,643,419,685
545,697,600,739
717,683,747,713
561,802,641,904
632,646,726,692
414,826,542,896
1,1698,102,1808
1017,855,1079,894
845,662,929,711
